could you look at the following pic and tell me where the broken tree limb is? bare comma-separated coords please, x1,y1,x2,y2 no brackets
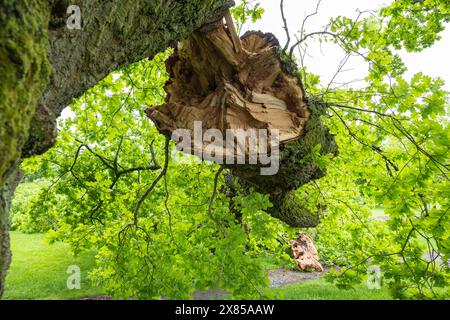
147,25,310,144
147,15,337,227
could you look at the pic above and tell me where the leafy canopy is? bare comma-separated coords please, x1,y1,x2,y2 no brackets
16,0,450,299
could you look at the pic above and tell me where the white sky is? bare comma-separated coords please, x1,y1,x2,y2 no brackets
240,0,450,90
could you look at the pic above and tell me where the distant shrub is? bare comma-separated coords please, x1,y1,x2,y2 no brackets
10,180,59,233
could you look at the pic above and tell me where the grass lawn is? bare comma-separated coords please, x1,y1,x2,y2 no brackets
4,231,392,300
3,231,103,300
267,279,392,300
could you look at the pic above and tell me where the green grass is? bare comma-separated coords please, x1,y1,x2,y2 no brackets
267,278,392,300
4,231,392,300
3,231,103,300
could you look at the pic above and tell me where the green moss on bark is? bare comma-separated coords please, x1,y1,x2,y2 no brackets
269,190,321,228
229,99,337,194
227,99,337,228
0,0,51,181
0,0,51,298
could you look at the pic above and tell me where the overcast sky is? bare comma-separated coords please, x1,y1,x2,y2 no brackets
239,0,450,90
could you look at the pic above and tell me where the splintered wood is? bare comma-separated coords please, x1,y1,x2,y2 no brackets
145,12,338,229
146,15,310,160
289,233,324,272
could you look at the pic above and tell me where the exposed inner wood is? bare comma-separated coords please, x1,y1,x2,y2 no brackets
146,18,311,162
146,15,338,229
289,233,324,272
224,10,242,53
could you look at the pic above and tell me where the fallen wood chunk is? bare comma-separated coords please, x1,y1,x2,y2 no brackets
289,233,324,272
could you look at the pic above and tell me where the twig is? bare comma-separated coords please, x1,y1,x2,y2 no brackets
290,30,338,57
280,0,290,51
329,106,399,175
74,139,114,170
133,136,170,226
113,135,125,171
324,101,397,118
207,166,226,236
300,0,322,41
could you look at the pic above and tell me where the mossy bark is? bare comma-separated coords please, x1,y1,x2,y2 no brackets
0,0,51,185
230,99,337,227
0,167,21,296
0,0,51,298
0,0,233,298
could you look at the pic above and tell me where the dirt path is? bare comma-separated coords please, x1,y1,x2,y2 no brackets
191,267,331,300
268,266,330,288
81,267,331,300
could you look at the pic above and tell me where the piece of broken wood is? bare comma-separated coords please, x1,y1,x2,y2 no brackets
289,232,324,272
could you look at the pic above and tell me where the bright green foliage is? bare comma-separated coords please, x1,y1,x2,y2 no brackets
231,0,265,34
4,231,392,300
21,52,293,299
16,1,450,300
9,180,58,233
381,0,450,51
295,1,450,299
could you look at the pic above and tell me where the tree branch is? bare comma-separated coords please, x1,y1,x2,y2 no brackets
207,166,226,236
133,136,170,226
280,0,290,51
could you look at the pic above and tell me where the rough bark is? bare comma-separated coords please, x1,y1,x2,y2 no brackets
147,17,337,227
26,0,234,158
0,166,21,296
0,0,233,298
0,0,51,298
0,0,51,186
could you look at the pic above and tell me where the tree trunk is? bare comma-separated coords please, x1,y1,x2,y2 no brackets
0,167,21,296
0,0,233,298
